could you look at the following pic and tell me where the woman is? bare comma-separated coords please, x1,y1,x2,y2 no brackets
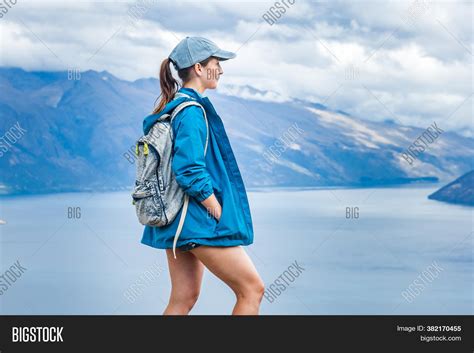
141,37,264,315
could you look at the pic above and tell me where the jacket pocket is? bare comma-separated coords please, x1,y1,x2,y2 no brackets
213,187,223,225
184,196,218,237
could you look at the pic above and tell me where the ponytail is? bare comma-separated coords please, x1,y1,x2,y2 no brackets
152,56,214,115
152,58,179,115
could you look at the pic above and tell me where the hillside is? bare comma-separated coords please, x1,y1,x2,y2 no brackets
428,171,474,206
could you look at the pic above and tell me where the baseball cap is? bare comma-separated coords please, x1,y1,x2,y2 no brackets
169,36,236,70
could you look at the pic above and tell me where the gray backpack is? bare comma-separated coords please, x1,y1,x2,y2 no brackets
132,92,209,258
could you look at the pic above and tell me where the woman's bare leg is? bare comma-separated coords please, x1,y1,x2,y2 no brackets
190,246,264,315
163,249,204,315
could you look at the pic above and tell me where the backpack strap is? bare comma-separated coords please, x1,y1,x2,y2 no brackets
170,101,209,154
170,99,209,259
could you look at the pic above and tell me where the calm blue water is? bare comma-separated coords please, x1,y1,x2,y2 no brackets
0,187,472,314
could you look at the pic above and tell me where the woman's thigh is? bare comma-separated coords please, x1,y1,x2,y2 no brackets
165,249,204,297
190,246,263,295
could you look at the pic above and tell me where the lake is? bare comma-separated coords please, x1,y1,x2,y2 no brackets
0,186,472,315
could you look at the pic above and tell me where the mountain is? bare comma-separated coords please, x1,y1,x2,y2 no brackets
428,171,474,206
0,67,473,195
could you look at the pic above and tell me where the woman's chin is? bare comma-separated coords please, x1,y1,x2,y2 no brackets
207,82,219,90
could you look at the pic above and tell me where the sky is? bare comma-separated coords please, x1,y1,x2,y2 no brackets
0,0,472,135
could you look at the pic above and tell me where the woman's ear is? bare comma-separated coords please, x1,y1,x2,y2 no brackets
193,63,203,77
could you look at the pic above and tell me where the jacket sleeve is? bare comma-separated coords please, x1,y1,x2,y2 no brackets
171,105,214,202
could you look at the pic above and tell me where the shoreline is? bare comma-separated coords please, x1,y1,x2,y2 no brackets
0,183,444,199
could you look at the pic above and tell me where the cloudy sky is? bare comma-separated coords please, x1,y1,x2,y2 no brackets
1,0,472,135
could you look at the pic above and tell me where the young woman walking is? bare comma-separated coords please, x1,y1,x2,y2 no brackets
140,37,264,315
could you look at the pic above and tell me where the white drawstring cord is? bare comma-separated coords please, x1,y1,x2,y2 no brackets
172,194,189,259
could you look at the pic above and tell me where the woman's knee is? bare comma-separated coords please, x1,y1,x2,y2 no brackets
235,277,265,302
170,288,200,309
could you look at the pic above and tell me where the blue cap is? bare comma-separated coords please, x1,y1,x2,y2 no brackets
169,37,236,70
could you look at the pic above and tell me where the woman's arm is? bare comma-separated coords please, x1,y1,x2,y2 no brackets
171,105,221,221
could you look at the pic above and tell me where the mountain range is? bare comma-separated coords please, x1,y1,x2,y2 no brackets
0,67,473,195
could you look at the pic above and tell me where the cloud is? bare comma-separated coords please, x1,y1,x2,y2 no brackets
0,0,472,135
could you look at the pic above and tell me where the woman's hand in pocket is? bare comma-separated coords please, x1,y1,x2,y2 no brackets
201,193,222,222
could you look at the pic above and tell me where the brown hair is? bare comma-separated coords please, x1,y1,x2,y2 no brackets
152,56,214,115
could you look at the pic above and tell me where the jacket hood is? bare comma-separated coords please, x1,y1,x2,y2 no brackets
142,98,184,135
142,88,203,135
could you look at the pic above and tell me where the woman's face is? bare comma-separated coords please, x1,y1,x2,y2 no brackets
199,58,223,89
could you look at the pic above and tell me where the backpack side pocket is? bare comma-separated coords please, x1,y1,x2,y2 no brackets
132,138,168,227
132,180,167,226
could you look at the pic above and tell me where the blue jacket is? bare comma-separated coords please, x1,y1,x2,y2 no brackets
141,87,254,249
